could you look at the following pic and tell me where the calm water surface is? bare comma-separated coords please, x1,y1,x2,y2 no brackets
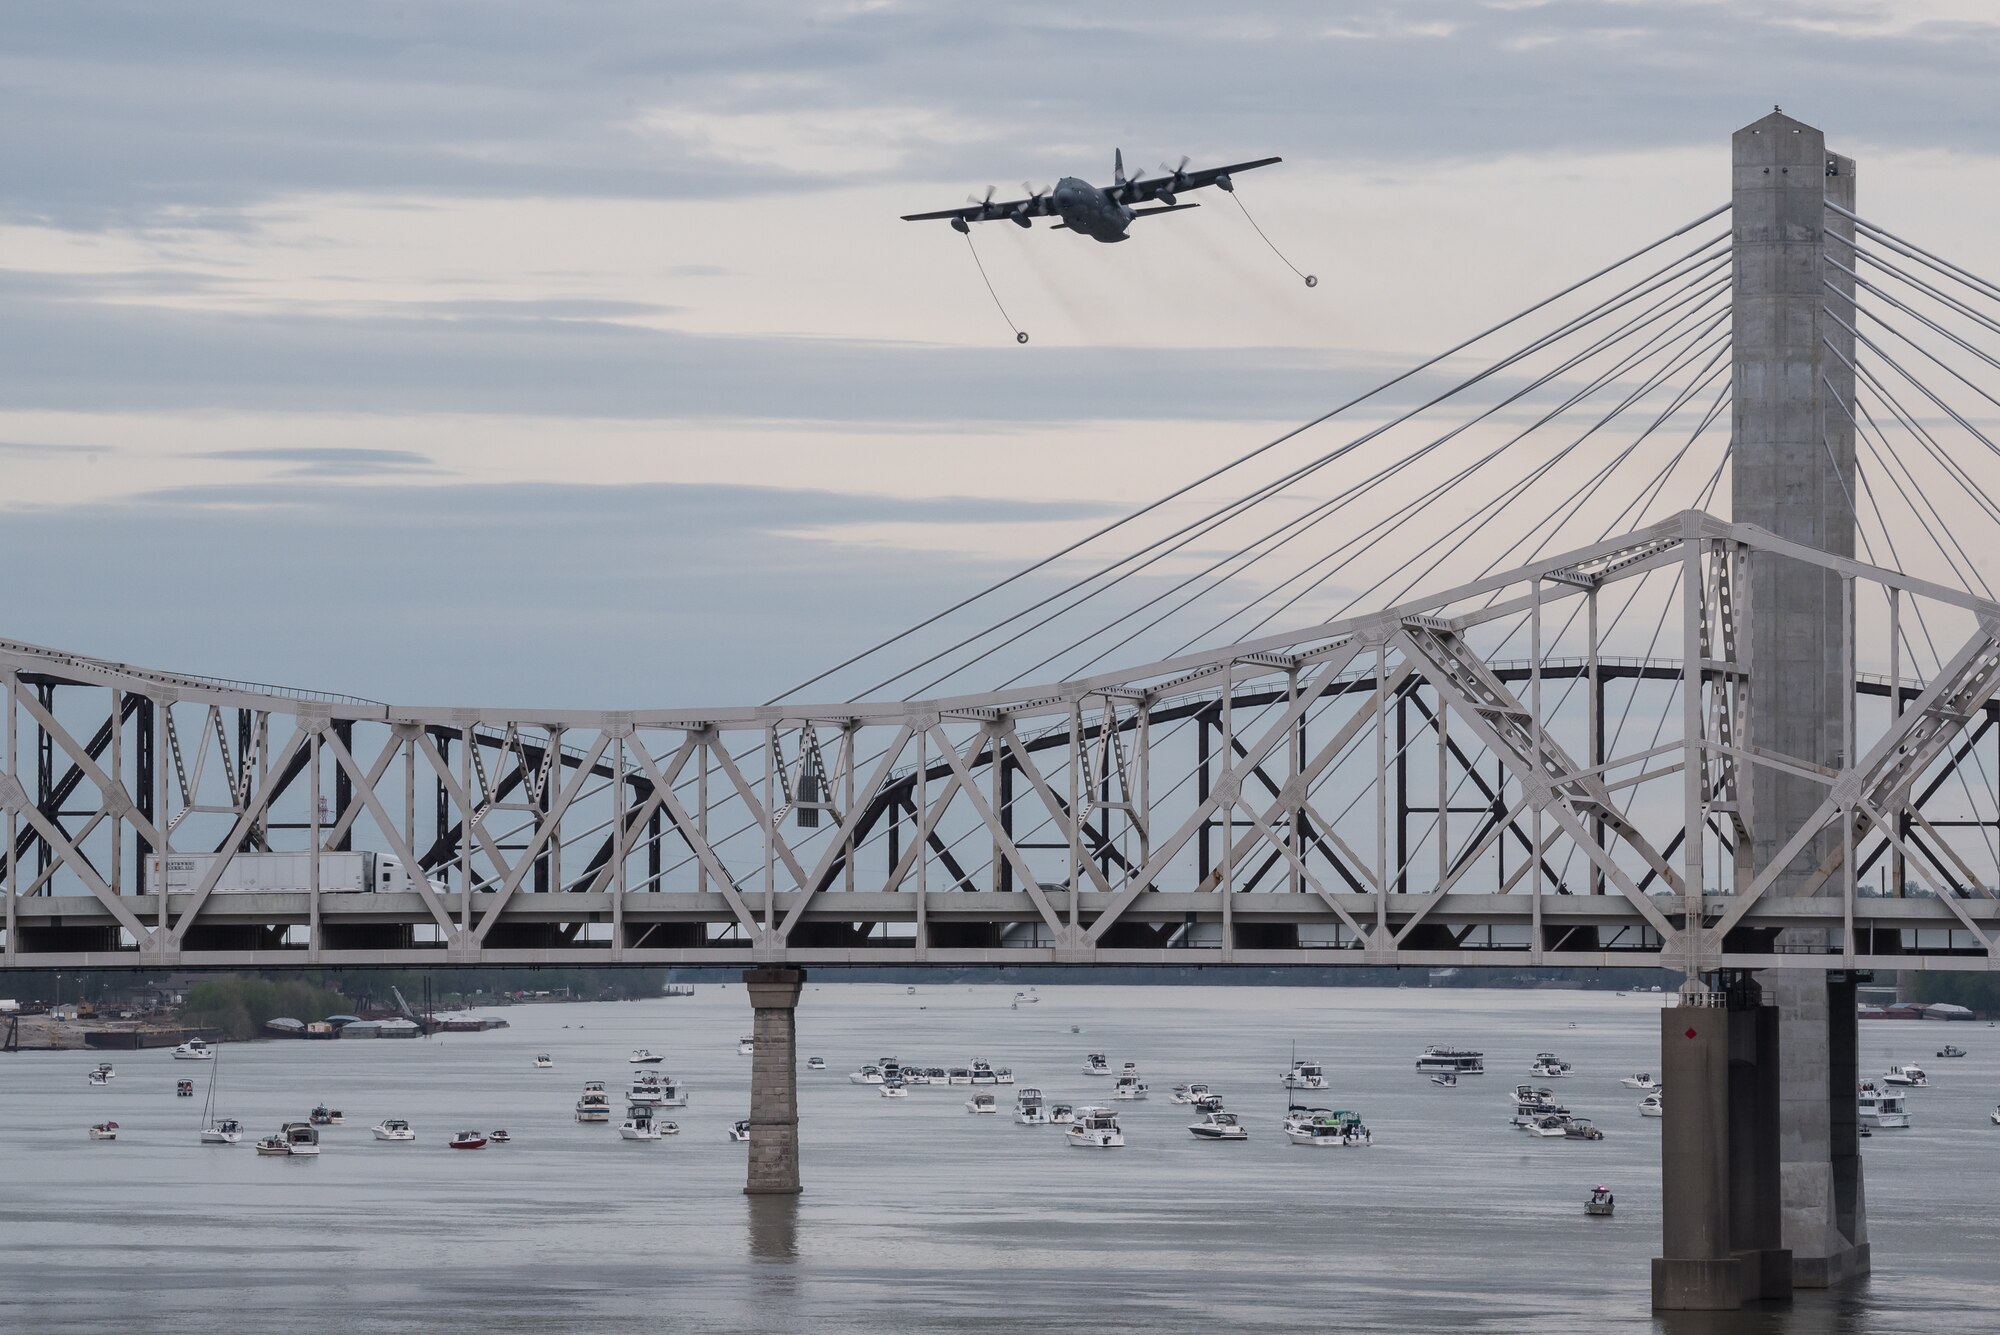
1,985,1994,1334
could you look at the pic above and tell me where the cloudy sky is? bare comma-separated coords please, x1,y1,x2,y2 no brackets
4,0,1999,708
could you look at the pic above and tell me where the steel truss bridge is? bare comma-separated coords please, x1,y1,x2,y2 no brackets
6,118,2000,981
2,510,1996,974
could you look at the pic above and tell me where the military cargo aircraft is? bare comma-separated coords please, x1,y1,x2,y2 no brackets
903,149,1282,244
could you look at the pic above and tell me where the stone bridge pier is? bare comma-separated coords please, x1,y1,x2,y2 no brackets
743,965,804,1195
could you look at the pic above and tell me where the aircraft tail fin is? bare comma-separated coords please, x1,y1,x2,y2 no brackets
1114,148,1125,186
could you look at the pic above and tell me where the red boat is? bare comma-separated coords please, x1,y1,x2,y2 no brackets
448,1130,487,1150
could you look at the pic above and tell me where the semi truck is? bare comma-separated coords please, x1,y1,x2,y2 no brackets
145,851,445,895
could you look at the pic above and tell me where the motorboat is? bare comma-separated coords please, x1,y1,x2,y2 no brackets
371,1119,416,1142
448,1130,489,1150
1857,1082,1910,1129
880,1080,908,1098
946,1067,973,1086
1283,1109,1347,1147
629,1049,665,1065
1169,1083,1213,1105
628,1073,665,1104
87,1122,119,1141
907,985,916,995
1530,1053,1573,1078
807,1057,826,1070
1586,1186,1616,1217
1193,1093,1226,1113
1013,991,1038,1004
1621,1073,1656,1090
1430,1073,1458,1088
1112,1074,1149,1101
1281,1060,1328,1090
88,1062,115,1085
969,1061,999,1086
995,1067,1016,1085
309,1104,343,1126
489,1129,512,1144
1639,1092,1664,1118
576,1081,613,1123
1937,1045,1967,1059
1884,1063,1929,1088
1990,1105,2000,1126
1014,1089,1049,1125
1066,1106,1124,1148
1510,1084,1569,1116
177,1079,195,1097
737,1036,755,1055
282,1122,321,1156
618,1105,662,1141
848,1065,884,1086
1415,1046,1484,1075
1082,1053,1110,1077
534,1054,553,1069
728,1120,751,1142
1047,1103,1076,1125
172,1039,215,1061
255,1134,290,1155
965,1093,999,1114
1071,1025,1081,1034
201,1118,244,1145
1524,1116,1569,1138
1119,1061,1140,1078
1188,1111,1248,1141
1563,1117,1605,1141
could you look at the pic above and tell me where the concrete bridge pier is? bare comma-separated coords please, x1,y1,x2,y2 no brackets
743,965,805,1195
1653,979,1790,1310
1776,971,1871,1285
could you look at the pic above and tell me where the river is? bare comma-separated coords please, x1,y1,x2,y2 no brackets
1,984,1993,1333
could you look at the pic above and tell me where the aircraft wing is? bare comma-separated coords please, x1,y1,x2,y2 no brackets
902,193,1055,225
1125,155,1282,202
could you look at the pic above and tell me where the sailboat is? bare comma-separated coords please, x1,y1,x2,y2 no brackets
198,1046,242,1144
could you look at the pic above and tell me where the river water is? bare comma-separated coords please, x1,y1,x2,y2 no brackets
1,985,1994,1334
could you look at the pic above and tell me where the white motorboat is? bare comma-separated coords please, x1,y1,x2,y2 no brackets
1430,1073,1458,1088
1119,1061,1140,1078
88,1062,116,1084
628,1073,666,1104
1857,1082,1910,1129
1014,1088,1050,1125
576,1081,613,1123
1586,1186,1616,1217
1112,1074,1149,1101
807,1057,826,1070
1283,1109,1345,1146
1621,1073,1656,1090
969,1061,999,1086
900,1068,930,1086
619,1105,663,1141
489,1129,512,1144
880,1080,909,1098
1169,1083,1214,1105
849,1065,884,1086
1937,1045,1967,1059
1523,1116,1569,1138
946,1067,973,1086
728,1120,751,1142
630,1049,665,1065
966,1093,999,1114
281,1122,321,1156
1529,1054,1572,1078
200,1118,244,1145
737,1036,755,1055
1046,1103,1076,1125
1066,1106,1124,1148
533,1054,553,1069
1082,1053,1111,1077
255,1135,289,1156
88,1121,119,1141
1990,1104,2000,1126
1564,1117,1605,1141
1415,1046,1485,1075
1884,1063,1929,1088
371,1118,416,1142
1281,1060,1328,1090
995,1066,1015,1085
1013,991,1039,1004
1638,1092,1664,1118
309,1104,343,1126
1188,1111,1248,1141
172,1039,215,1061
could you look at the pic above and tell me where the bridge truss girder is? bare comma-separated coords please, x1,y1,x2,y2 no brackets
4,510,1999,973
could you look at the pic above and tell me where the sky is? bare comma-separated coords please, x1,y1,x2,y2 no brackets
4,0,2000,709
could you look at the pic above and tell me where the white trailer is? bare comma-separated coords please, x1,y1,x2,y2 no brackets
146,852,441,895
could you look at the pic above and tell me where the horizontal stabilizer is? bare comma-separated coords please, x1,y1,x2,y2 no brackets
1130,202,1201,219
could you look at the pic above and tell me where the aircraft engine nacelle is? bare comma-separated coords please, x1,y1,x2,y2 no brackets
1158,189,1177,206
1215,173,1234,193
951,217,970,234
1010,211,1032,228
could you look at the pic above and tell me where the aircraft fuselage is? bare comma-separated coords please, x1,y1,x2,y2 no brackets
1053,177,1132,243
